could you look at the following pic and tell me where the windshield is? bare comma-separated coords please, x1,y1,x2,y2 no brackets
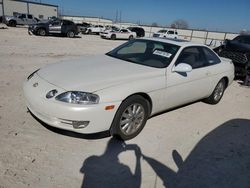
106,39,180,68
233,35,250,45
158,30,167,33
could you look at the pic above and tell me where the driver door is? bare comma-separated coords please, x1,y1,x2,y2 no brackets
49,20,62,33
165,46,212,109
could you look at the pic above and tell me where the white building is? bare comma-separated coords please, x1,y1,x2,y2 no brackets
0,0,58,19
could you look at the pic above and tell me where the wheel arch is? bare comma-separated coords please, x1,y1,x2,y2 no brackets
122,92,153,116
221,76,229,88
37,27,47,32
9,19,16,23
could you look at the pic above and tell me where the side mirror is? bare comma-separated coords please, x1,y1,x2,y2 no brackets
173,63,192,73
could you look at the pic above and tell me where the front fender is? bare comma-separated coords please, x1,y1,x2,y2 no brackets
96,75,166,104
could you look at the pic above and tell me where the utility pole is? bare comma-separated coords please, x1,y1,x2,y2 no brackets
115,9,118,23
119,10,122,23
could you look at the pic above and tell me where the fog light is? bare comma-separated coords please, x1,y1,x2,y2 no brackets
72,121,90,129
46,89,58,99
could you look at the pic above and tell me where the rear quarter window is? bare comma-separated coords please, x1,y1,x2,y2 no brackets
202,47,221,65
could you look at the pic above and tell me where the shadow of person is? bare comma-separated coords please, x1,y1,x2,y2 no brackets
143,119,250,188
80,137,142,188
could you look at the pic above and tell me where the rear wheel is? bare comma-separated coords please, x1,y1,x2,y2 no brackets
111,34,116,40
87,29,92,34
38,28,46,36
110,95,149,140
67,31,75,38
204,79,226,104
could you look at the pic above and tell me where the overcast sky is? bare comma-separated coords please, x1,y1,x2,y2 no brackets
41,0,250,33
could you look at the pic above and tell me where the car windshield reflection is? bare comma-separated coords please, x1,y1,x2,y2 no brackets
106,39,180,68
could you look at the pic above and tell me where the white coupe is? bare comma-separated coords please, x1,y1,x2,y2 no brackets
23,38,234,140
101,28,137,40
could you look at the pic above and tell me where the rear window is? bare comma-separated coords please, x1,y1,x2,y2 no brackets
202,47,221,65
233,36,250,45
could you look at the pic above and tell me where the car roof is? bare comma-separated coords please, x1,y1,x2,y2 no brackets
141,37,207,48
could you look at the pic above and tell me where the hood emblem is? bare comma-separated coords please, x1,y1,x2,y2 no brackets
33,83,38,87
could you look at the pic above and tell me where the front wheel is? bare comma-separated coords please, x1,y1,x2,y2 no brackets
9,20,16,27
67,31,75,38
129,35,134,40
38,28,46,36
111,34,116,40
110,95,149,140
204,79,226,104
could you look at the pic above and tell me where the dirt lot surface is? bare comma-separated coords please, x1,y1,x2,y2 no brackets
0,27,250,188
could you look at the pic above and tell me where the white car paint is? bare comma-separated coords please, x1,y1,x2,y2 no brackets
86,25,105,34
153,29,178,39
101,29,137,40
23,38,234,136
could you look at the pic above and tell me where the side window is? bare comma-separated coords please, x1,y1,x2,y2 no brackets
167,30,175,35
27,14,33,19
19,14,26,19
176,47,206,69
51,21,61,26
202,47,221,65
120,29,127,33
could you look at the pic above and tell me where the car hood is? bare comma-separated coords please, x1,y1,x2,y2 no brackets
37,55,164,92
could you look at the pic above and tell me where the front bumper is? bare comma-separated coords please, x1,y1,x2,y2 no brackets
23,73,121,134
100,33,110,38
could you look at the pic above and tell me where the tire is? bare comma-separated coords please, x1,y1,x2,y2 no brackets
38,28,46,36
67,31,75,38
204,79,226,104
129,35,134,40
9,20,16,27
111,34,116,40
110,95,150,140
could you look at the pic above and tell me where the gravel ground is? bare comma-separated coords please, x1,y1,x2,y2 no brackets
0,27,250,188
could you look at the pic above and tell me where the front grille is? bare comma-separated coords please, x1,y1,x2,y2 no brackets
219,50,248,64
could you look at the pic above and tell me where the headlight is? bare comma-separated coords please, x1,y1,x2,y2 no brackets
55,91,99,105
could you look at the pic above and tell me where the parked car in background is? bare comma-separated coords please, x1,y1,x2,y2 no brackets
76,22,91,34
214,35,250,81
28,19,79,38
4,13,39,27
101,28,136,40
104,25,120,32
100,26,119,38
127,27,145,37
153,29,178,39
86,25,105,34
23,38,234,140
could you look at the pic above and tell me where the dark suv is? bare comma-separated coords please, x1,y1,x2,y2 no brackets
127,27,145,37
214,35,250,80
28,19,79,38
